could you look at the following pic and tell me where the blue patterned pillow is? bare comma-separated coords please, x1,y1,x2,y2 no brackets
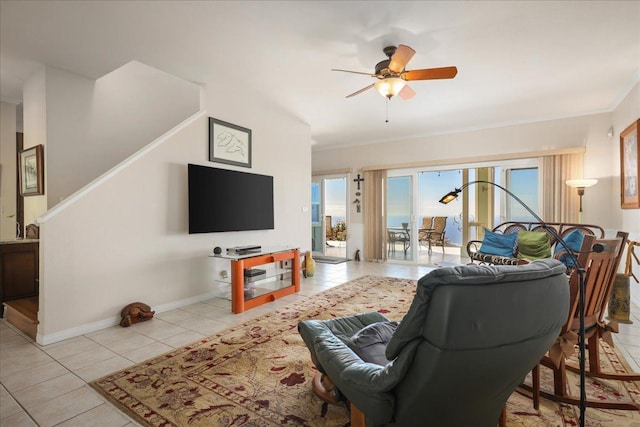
479,229,518,257
553,229,584,267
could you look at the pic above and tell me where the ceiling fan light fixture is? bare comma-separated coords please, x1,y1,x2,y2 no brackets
374,77,406,99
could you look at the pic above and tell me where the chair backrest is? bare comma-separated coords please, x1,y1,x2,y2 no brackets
422,216,433,229
432,216,447,233
566,232,628,331
384,260,569,426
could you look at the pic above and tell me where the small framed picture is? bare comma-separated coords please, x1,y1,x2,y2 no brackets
19,144,44,196
209,117,252,168
620,118,639,209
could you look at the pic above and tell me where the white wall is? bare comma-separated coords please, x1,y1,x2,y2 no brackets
45,62,201,206
37,102,310,344
22,68,48,227
0,102,17,240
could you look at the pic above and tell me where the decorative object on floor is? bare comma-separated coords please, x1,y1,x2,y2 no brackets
18,144,44,196
299,260,570,427
354,249,360,261
119,302,155,327
209,117,252,168
90,275,640,427
566,178,598,223
620,118,639,209
302,250,315,277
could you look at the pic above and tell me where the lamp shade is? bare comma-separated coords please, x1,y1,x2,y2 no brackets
566,179,598,189
374,77,406,99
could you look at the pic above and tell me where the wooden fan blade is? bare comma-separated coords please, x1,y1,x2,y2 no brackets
332,69,377,77
398,84,415,100
388,44,416,73
403,66,458,81
346,84,374,98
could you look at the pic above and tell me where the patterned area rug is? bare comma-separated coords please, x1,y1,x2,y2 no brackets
90,275,640,426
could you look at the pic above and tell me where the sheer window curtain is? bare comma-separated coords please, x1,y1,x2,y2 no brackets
363,169,387,261
541,153,583,222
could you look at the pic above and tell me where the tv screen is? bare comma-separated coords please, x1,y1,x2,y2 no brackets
188,164,274,233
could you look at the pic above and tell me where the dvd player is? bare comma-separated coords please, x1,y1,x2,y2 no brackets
227,245,262,254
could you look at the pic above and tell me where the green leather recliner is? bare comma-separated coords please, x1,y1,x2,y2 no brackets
298,259,570,427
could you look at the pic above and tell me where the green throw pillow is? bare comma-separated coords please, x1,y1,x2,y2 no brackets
517,230,552,260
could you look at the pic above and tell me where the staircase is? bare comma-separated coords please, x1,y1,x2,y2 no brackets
4,297,38,340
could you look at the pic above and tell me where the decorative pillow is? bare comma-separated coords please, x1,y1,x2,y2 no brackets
517,231,552,260
347,321,399,366
478,229,518,257
553,229,584,267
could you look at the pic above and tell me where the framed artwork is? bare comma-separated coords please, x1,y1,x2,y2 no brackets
620,118,639,209
19,144,44,196
209,117,252,168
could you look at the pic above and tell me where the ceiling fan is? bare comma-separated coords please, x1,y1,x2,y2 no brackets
332,44,457,100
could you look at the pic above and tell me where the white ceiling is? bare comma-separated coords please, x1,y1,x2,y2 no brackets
1,1,639,149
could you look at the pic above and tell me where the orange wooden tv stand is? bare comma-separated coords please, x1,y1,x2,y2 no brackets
212,247,300,313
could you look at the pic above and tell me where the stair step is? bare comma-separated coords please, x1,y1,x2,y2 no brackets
4,297,38,340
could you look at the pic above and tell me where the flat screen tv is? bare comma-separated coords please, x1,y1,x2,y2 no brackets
188,164,274,233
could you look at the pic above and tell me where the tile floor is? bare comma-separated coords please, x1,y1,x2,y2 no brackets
1,259,639,426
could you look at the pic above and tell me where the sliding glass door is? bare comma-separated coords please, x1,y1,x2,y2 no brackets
311,175,348,259
386,175,414,261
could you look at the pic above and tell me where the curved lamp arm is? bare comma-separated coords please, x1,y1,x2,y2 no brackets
439,179,587,426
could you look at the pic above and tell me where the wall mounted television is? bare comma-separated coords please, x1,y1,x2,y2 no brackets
188,164,274,233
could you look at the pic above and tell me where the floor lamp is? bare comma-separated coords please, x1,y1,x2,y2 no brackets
439,180,588,427
565,179,598,224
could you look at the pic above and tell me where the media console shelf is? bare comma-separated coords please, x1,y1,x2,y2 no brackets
211,247,300,313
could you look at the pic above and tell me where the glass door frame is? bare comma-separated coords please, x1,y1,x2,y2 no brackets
311,173,349,258
386,173,415,263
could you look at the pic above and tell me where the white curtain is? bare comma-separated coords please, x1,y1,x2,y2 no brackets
363,169,387,261
541,153,583,222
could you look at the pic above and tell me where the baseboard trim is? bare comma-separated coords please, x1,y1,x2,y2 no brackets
37,290,220,345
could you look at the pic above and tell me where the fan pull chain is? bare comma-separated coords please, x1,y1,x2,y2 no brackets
385,99,389,123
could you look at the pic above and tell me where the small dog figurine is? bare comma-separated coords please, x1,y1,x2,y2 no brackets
120,302,155,327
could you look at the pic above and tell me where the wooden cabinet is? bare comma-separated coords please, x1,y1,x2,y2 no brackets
0,240,39,317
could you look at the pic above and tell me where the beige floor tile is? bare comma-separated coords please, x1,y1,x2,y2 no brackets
13,373,85,410
106,333,155,355
174,316,229,336
57,346,118,371
128,319,190,341
121,341,174,363
28,386,103,427
1,385,23,419
73,355,134,382
87,326,141,346
55,402,131,427
1,359,69,392
180,302,222,315
42,336,104,360
155,308,198,323
0,349,54,378
0,411,38,426
159,330,206,348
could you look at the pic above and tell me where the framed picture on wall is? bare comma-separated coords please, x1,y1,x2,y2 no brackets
620,119,639,209
209,117,252,168
19,144,44,196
